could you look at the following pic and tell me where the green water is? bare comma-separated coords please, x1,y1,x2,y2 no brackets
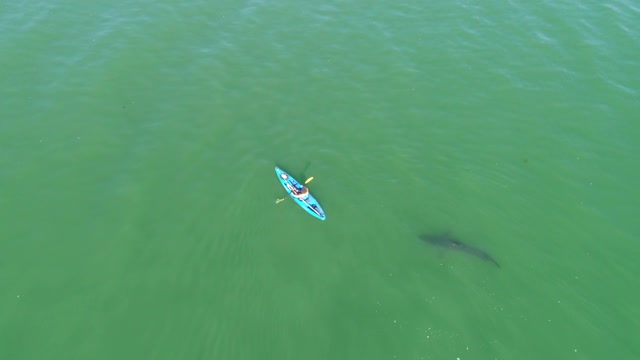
1,0,639,359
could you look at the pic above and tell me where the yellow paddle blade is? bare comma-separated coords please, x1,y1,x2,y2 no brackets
304,176,314,184
275,198,285,204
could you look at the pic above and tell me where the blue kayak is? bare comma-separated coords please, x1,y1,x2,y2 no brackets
275,167,326,221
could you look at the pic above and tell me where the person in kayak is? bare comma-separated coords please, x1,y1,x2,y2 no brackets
292,186,309,199
286,183,309,200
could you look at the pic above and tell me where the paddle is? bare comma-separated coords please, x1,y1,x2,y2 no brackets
276,177,314,204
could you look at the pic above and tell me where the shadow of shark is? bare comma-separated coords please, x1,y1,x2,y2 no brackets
419,233,500,268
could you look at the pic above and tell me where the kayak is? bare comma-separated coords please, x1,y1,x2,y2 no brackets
275,167,326,221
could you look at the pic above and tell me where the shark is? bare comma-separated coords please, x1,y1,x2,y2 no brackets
419,233,500,268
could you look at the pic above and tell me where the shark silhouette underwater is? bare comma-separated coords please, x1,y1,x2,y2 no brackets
419,233,501,268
